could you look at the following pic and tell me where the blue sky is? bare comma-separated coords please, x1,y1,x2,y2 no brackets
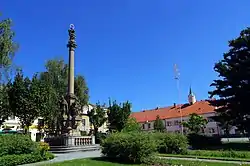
2,1,250,112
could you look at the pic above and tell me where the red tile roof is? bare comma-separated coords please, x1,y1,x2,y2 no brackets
130,100,215,123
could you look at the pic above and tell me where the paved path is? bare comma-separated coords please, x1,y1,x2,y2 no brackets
160,156,250,165
21,150,102,166
21,151,250,165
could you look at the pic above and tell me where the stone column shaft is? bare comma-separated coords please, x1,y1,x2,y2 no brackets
68,49,75,95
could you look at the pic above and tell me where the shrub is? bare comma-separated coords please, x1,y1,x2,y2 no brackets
38,142,50,156
95,132,107,144
187,134,222,149
0,134,38,157
0,152,54,166
101,132,157,163
152,132,188,154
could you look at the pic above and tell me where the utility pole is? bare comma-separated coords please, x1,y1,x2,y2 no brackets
174,64,183,135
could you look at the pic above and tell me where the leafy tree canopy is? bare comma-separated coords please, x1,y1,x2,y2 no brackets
209,27,250,134
107,99,131,132
122,117,141,133
182,113,207,134
87,103,107,134
154,115,165,132
0,14,18,82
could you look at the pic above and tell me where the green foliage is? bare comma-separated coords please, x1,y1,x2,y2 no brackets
8,71,39,132
101,132,157,164
188,150,250,159
0,15,19,82
0,134,54,166
154,115,165,132
38,58,89,134
88,103,107,134
187,134,222,149
0,134,37,157
75,75,89,106
0,152,54,166
209,27,250,134
182,113,207,134
152,132,188,154
0,84,11,125
121,117,141,133
107,99,131,132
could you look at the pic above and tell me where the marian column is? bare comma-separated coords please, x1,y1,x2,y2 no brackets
67,24,77,98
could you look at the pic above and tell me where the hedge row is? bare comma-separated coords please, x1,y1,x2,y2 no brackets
0,134,38,157
0,152,54,166
101,132,188,164
0,134,54,166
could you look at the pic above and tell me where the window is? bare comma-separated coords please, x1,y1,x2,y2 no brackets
82,119,86,126
207,118,213,122
148,123,151,129
166,121,172,126
174,120,180,125
142,124,145,129
209,128,215,133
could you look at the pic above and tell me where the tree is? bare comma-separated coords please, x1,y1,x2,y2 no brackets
0,83,11,125
75,75,89,107
0,14,18,83
87,103,107,135
154,115,165,132
8,71,39,133
182,113,207,134
122,117,141,133
209,27,250,135
107,99,131,132
38,58,89,134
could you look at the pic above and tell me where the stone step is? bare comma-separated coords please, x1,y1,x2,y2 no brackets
49,145,101,154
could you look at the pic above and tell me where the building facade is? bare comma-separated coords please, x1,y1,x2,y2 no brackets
0,104,108,141
131,88,236,136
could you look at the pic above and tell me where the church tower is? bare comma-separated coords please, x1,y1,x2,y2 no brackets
188,87,196,105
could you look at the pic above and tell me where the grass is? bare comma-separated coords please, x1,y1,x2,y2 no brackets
39,158,250,166
159,149,250,162
159,153,250,162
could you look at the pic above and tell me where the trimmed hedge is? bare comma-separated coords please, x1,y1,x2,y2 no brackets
153,132,188,154
0,134,54,166
101,131,189,164
0,152,54,166
101,132,157,163
0,134,38,156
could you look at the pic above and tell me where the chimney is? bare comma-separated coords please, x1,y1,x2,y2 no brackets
173,103,176,107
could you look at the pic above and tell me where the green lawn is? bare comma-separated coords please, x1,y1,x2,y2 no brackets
159,153,250,162
40,158,250,166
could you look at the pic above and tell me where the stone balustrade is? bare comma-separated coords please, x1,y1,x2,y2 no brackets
45,135,95,147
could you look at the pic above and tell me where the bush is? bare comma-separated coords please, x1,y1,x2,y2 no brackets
95,132,107,144
101,132,157,163
152,132,188,154
0,152,54,166
0,134,38,157
187,134,222,149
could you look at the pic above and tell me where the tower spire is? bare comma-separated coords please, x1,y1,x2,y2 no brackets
189,86,192,95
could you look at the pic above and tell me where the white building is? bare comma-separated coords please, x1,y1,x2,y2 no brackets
131,88,236,136
0,104,109,141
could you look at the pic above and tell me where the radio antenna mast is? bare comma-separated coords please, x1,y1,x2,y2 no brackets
174,64,183,135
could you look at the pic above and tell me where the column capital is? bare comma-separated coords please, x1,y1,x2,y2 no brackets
67,24,77,50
